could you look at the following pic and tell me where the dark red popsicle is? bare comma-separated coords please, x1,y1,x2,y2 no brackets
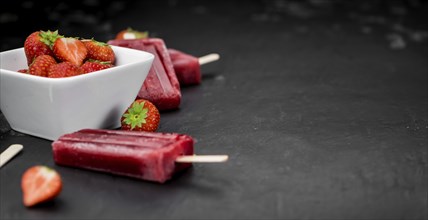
52,129,194,183
168,48,202,86
108,38,181,111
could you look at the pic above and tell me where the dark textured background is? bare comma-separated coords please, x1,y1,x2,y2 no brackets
1,0,427,219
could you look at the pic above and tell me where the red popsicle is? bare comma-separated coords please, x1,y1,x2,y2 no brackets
52,129,194,183
168,49,220,86
113,29,220,86
108,38,181,111
168,48,201,85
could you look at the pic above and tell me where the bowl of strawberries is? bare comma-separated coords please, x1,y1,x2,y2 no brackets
0,30,154,140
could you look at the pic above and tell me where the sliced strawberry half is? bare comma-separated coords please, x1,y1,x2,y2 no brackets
21,165,62,207
53,37,88,66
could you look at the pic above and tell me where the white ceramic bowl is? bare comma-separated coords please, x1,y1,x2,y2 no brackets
0,46,154,140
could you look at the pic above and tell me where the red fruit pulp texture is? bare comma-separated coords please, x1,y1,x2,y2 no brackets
53,38,88,66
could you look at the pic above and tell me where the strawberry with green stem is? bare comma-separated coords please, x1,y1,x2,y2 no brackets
81,39,115,63
121,99,160,132
115,27,149,40
24,30,62,65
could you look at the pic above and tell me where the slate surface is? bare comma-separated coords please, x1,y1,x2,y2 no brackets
1,1,427,219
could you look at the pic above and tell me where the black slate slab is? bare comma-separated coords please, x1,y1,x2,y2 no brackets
1,1,427,219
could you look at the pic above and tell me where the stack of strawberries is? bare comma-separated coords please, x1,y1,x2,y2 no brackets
20,30,116,78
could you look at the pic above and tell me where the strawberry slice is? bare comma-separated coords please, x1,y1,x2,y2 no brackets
53,37,88,66
21,165,62,207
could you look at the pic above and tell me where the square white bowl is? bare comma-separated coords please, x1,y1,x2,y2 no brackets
0,46,154,140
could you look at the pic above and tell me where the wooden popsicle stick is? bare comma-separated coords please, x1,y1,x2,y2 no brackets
198,53,220,65
0,144,23,168
176,155,228,163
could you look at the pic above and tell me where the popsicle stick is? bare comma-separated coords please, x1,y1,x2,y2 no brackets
176,155,228,163
198,53,220,65
0,144,23,168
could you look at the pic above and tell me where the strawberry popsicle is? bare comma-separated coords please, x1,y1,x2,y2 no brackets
168,48,201,85
108,38,181,111
114,29,220,86
52,129,194,183
168,49,220,86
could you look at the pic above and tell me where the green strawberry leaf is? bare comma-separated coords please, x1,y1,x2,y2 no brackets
123,101,148,129
39,30,63,49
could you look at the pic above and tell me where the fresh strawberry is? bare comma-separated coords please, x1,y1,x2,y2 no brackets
81,60,114,74
28,55,57,77
81,39,115,63
21,165,62,207
80,60,114,73
53,37,88,66
121,99,160,132
48,62,83,78
24,30,62,65
115,28,149,40
17,69,28,73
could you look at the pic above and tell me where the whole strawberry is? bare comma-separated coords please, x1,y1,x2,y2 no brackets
24,30,62,65
82,39,115,63
121,99,160,132
48,62,83,78
81,60,114,74
28,55,57,77
115,28,149,40
53,37,88,66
